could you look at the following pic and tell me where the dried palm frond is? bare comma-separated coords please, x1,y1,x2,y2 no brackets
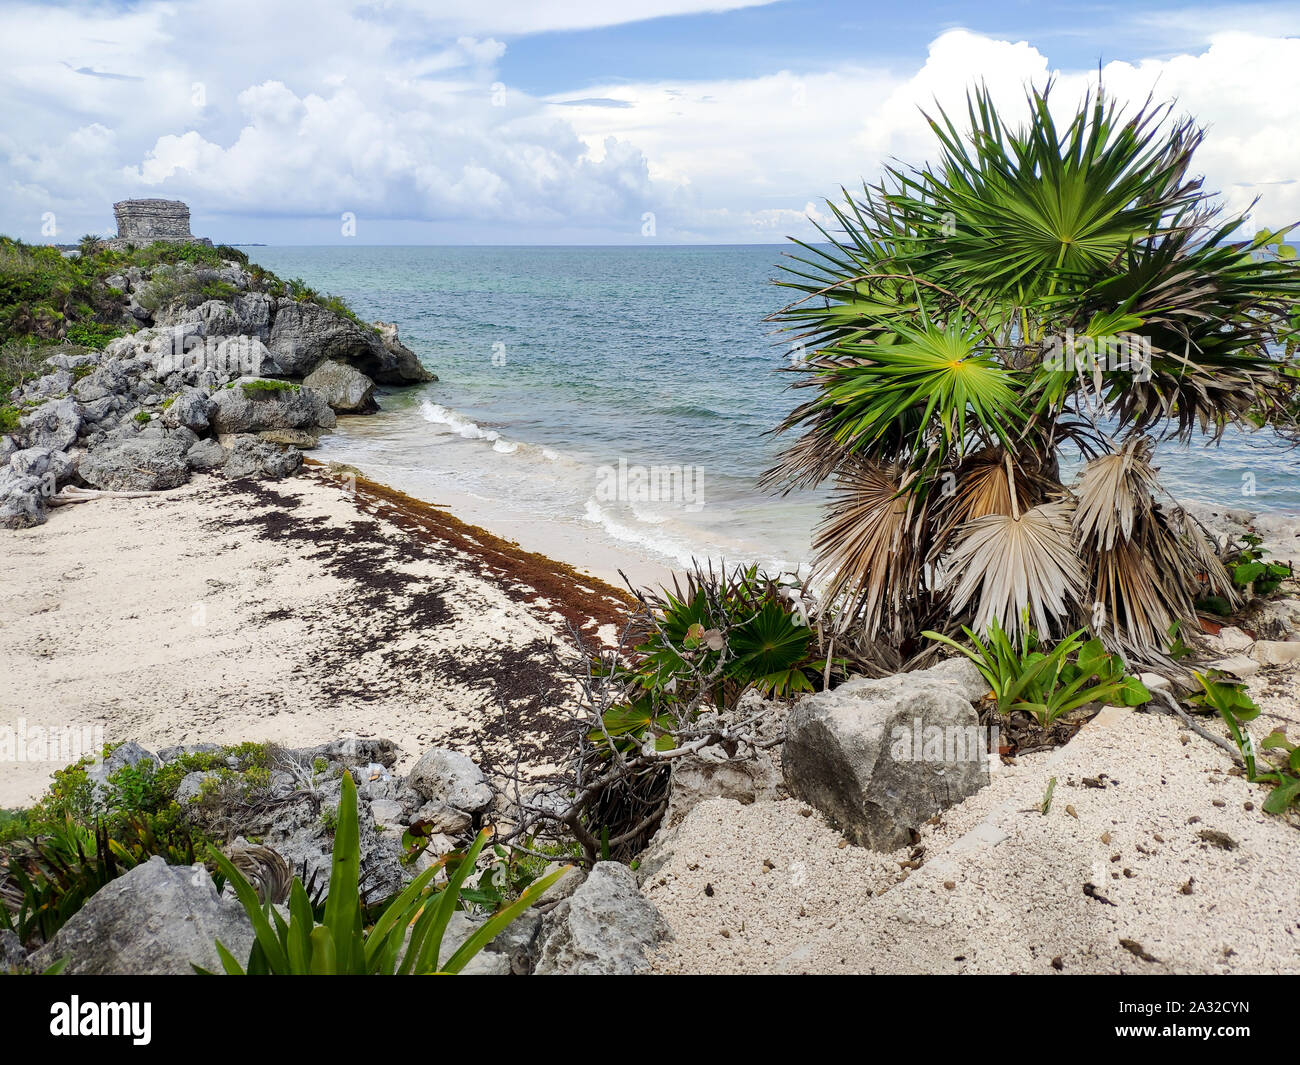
224,840,292,905
928,448,1051,559
1073,439,1236,658
812,459,927,638
1072,436,1160,551
943,501,1085,639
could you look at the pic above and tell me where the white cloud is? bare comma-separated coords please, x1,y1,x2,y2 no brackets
0,4,1296,243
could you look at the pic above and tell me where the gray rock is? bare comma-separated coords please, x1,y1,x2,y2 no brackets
664,747,783,828
81,437,189,491
19,396,83,451
303,359,378,412
161,386,213,433
412,801,472,835
0,471,48,529
370,798,405,825
371,322,437,384
221,437,303,480
267,300,383,376
209,379,336,434
30,857,255,975
185,438,227,470
782,661,993,850
0,929,28,973
534,862,669,975
407,748,492,814
291,737,401,769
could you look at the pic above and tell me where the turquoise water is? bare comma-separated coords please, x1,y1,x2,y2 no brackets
246,245,1300,572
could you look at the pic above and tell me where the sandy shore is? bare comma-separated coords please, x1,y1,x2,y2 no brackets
0,464,633,808
645,697,1300,975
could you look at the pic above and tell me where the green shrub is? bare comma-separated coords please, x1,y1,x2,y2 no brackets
206,771,568,974
63,322,123,350
240,378,298,397
925,619,1151,727
1187,671,1300,814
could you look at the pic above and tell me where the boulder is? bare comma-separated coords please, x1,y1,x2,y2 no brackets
209,379,336,434
267,300,381,376
303,359,378,413
80,437,189,491
664,748,782,828
412,801,472,835
291,737,401,769
19,396,83,451
407,748,492,814
161,386,213,433
30,856,255,975
534,862,669,975
185,438,227,470
782,661,993,850
0,471,46,529
370,322,436,384
9,447,71,485
222,437,303,480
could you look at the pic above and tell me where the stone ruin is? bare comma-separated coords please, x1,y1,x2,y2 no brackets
108,199,212,249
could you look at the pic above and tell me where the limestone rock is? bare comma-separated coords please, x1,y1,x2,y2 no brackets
782,661,993,850
30,857,255,975
303,359,378,413
665,748,782,828
209,379,336,435
407,748,492,814
160,386,213,433
534,862,670,975
19,396,83,451
0,471,47,529
221,437,303,480
80,437,189,491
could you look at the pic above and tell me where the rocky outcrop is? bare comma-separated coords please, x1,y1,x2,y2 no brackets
782,658,992,850
534,862,670,975
407,748,493,816
30,857,254,975
79,437,190,492
1,240,437,531
221,436,303,480
664,748,782,828
209,380,336,435
304,359,378,412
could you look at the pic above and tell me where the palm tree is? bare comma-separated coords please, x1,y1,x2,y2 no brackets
765,82,1300,664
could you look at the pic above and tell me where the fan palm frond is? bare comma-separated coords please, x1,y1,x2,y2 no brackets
943,501,1085,640
813,460,927,638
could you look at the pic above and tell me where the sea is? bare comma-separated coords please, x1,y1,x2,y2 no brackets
245,245,1300,583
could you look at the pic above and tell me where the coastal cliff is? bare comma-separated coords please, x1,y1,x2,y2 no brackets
0,235,434,529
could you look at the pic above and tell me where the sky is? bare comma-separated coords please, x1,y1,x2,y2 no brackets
0,0,1298,244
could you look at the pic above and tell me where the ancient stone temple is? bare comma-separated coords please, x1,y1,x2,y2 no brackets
110,199,211,247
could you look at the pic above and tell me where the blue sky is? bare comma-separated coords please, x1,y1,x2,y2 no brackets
1,0,1298,244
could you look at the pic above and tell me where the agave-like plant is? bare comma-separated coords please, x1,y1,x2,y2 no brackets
766,81,1300,662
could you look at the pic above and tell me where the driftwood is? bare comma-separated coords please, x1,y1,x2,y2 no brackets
47,486,159,506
